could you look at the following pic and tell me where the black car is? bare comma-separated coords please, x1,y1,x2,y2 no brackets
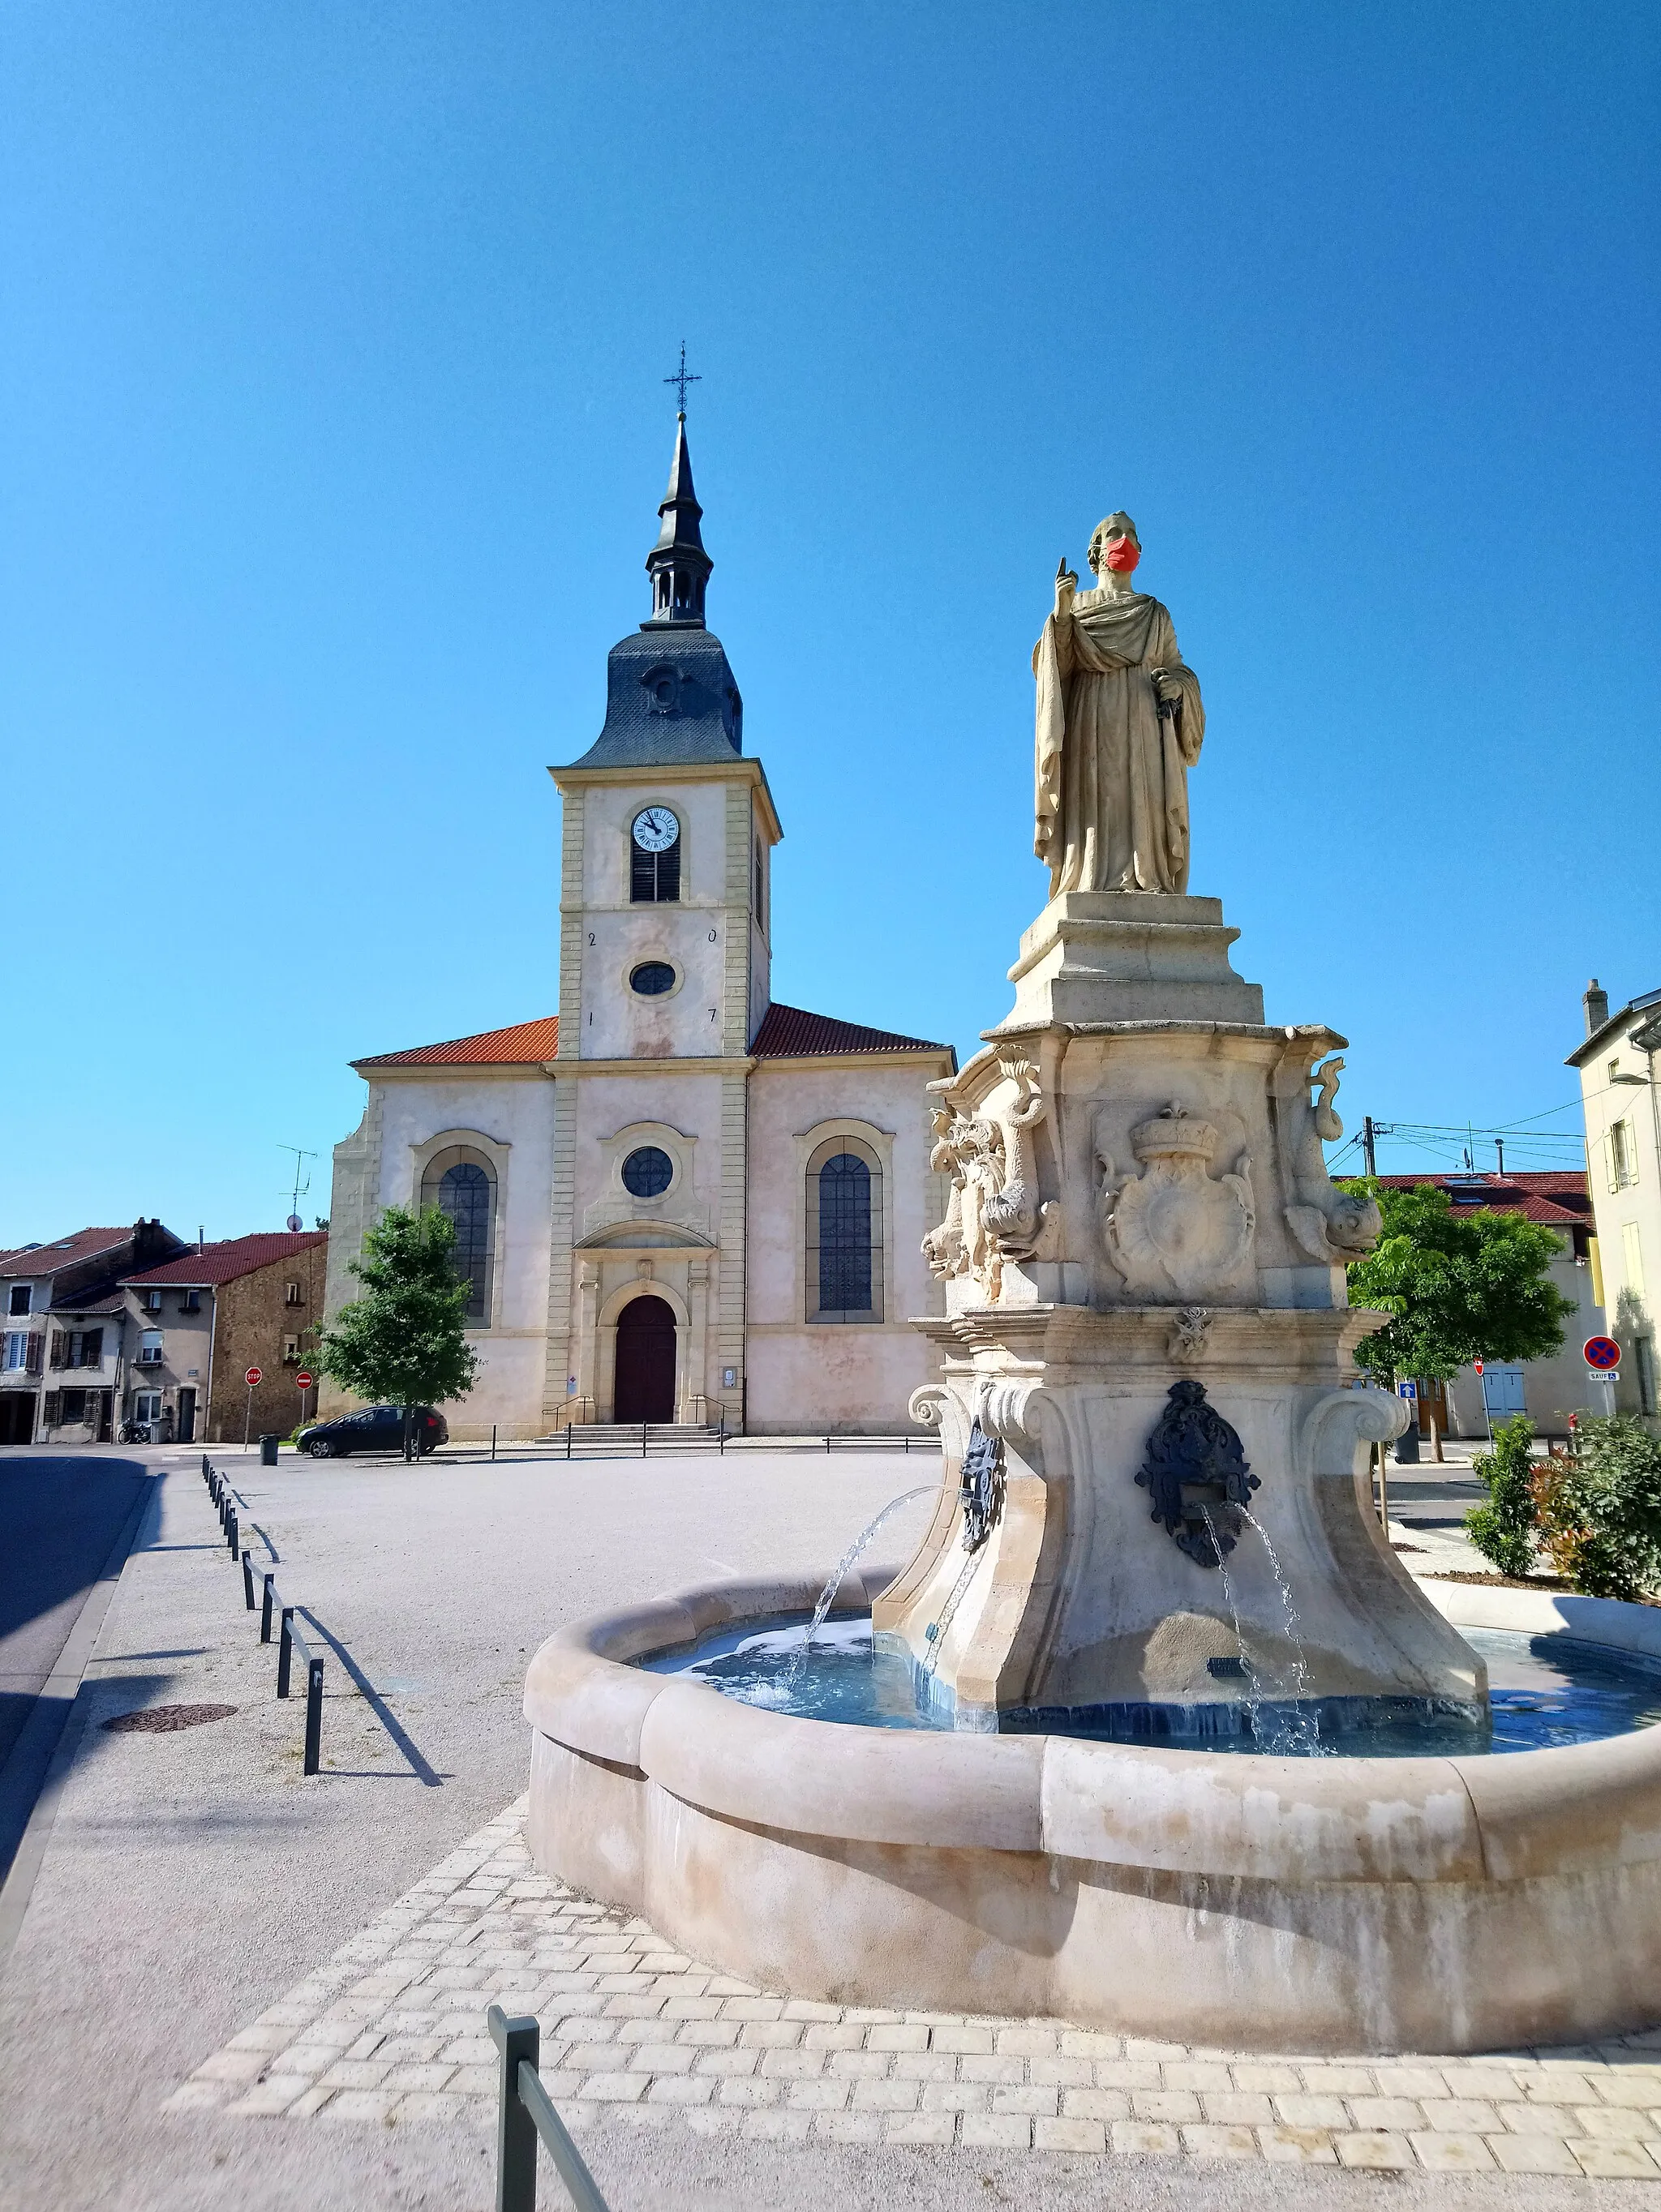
297,1405,449,1459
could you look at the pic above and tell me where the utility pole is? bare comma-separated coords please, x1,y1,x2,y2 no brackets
1362,1116,1377,1177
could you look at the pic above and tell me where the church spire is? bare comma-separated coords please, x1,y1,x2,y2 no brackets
645,413,712,628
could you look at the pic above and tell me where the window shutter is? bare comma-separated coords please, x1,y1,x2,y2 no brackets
26,1333,43,1374
43,1391,61,1425
49,1331,66,1370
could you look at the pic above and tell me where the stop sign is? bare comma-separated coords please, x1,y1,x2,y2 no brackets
244,1365,262,1387
294,1370,313,1390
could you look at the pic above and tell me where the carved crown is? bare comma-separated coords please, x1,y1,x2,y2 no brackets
1130,1102,1218,1165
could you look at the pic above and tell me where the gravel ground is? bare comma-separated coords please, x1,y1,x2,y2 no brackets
0,1444,1642,2210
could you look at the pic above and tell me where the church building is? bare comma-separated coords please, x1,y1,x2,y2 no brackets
320,417,955,1437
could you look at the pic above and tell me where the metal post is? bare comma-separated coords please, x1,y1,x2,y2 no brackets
303,1656,324,1776
491,1423,497,1462
261,1572,275,1644
277,1606,294,1698
202,1453,211,1479
242,1550,255,1608
488,2007,541,2212
226,1507,238,1557
244,1383,253,1451
642,1421,647,1459
566,1418,572,1463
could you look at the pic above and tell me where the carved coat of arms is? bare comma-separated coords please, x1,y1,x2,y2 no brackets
1097,1102,1256,1302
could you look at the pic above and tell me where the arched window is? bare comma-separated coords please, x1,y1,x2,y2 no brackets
805,1137,884,1322
419,1146,497,1324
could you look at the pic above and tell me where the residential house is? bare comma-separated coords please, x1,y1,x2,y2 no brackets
1373,1172,1603,1441
1568,978,1661,1425
0,1223,187,1445
121,1231,328,1444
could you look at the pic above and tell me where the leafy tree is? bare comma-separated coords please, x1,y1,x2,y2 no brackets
315,1207,477,1457
1466,1415,1539,1578
1532,1417,1661,1601
1337,1180,1576,1388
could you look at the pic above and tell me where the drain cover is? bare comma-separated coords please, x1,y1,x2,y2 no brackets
102,1703,238,1733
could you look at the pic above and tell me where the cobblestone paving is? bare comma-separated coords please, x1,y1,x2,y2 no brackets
163,1798,1661,2178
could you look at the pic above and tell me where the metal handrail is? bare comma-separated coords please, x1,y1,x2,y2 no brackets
488,2005,612,2212
548,1397,595,1431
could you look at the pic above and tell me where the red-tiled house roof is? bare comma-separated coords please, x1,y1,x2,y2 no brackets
354,1017,561,1070
123,1232,328,1288
0,1228,136,1277
1374,1172,1591,1230
749,1003,953,1060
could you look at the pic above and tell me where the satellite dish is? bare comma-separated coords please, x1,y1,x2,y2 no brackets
286,1213,303,1232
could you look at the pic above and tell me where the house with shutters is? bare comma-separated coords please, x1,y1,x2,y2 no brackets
0,1221,187,1445
120,1230,329,1444
322,414,955,1438
1568,976,1661,1425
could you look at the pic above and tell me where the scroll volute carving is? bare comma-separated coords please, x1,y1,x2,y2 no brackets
1279,1052,1382,1264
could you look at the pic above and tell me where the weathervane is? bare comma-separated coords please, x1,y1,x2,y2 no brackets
663,341,701,415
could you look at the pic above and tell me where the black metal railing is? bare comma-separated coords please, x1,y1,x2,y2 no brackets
203,1455,324,1776
488,2005,612,2212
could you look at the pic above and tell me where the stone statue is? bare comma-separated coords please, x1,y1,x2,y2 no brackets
1033,512,1205,897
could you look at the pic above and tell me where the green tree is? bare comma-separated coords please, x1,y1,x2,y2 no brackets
315,1207,477,1457
1466,1415,1539,1578
1533,1416,1661,1601
1337,1180,1576,1389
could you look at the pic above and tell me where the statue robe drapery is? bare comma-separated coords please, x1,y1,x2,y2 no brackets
1033,589,1204,897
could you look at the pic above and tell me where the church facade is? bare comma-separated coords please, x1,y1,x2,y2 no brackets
320,418,955,1437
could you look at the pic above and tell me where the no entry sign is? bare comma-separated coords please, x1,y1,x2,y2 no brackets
294,1370,313,1390
244,1365,263,1387
1585,1335,1621,1372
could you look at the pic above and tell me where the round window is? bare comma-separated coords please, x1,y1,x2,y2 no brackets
629,961,676,996
621,1146,673,1199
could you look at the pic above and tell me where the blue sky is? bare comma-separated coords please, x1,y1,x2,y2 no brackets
2,2,1655,1241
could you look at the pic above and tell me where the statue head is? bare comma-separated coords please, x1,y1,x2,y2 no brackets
1088,512,1141,577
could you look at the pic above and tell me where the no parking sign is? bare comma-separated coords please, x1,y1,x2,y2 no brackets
1585,1335,1621,1374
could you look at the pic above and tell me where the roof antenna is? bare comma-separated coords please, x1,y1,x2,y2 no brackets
279,1144,318,1233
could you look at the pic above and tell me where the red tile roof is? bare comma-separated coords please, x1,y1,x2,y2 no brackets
0,1228,135,1278
354,1016,560,1070
750,1002,953,1060
1374,1172,1590,1228
124,1231,328,1288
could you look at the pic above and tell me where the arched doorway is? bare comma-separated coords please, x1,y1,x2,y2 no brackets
613,1294,676,1423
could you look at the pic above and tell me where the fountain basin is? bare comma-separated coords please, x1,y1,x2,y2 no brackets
525,1570,1661,2055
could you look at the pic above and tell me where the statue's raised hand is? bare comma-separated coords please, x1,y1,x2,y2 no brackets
1054,559,1078,619
1150,666,1183,703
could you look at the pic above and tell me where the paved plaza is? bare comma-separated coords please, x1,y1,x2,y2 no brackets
2,1438,1657,2209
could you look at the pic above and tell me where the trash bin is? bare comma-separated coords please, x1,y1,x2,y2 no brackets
1393,1427,1420,1464
260,1434,279,1467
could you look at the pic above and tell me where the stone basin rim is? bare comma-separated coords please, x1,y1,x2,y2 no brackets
523,1566,1661,1886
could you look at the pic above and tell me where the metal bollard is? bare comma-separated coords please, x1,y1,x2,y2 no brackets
202,1453,211,1480
491,1423,497,1462
642,1421,647,1459
566,1418,573,1462
277,1606,294,1698
490,2007,541,2212
225,1507,239,1557
242,1549,255,1608
261,1571,275,1644
303,1656,324,1776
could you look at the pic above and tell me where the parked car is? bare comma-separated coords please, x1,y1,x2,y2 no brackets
296,1405,448,1459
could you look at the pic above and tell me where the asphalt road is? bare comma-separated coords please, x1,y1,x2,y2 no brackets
0,1453,154,1888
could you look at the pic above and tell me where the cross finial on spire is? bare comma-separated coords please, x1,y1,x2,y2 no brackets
663,341,701,415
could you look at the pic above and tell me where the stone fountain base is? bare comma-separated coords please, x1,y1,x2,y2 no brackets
524,1570,1661,2056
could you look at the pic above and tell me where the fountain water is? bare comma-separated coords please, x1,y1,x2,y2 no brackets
786,1486,937,1681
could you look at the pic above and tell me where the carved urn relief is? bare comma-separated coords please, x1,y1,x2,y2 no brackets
1097,1102,1257,1302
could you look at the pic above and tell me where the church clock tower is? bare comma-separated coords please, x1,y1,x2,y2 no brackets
543,411,781,1429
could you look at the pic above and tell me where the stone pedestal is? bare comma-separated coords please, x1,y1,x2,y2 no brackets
896,889,1483,1736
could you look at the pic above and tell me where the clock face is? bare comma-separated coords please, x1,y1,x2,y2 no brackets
632,806,680,853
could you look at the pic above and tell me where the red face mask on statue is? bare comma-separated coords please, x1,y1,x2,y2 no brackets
1102,538,1140,574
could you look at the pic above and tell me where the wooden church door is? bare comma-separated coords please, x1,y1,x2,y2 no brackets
613,1294,676,1423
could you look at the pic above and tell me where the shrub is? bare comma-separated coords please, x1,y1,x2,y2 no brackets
1531,1416,1661,1601
1465,1415,1539,1579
